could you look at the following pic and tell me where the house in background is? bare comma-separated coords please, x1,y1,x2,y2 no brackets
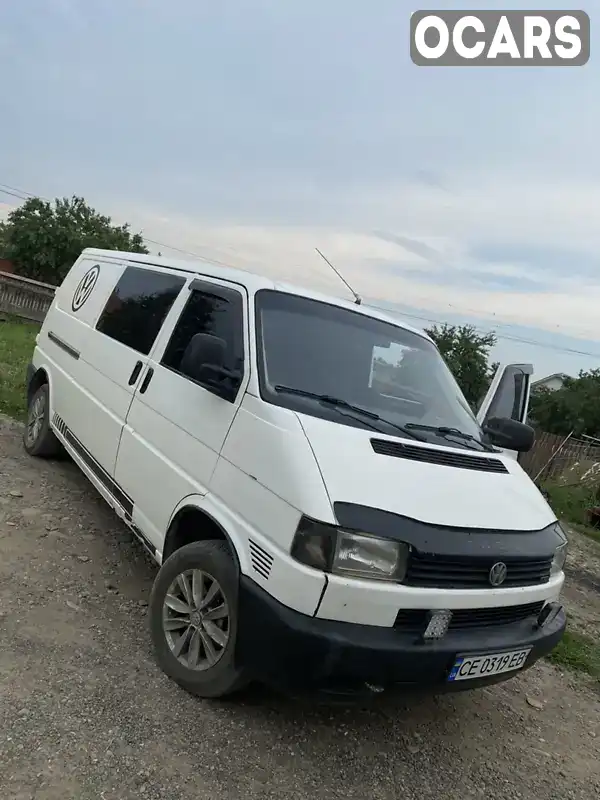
531,372,570,392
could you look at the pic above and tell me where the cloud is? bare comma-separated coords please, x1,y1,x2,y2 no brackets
372,232,445,263
0,0,598,374
111,160,600,342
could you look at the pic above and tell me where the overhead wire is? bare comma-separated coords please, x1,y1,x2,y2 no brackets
1,183,599,360
365,303,600,360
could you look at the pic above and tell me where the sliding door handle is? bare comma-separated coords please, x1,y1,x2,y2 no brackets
128,360,143,385
139,367,154,394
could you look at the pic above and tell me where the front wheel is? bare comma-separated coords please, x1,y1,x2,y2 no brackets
149,540,249,699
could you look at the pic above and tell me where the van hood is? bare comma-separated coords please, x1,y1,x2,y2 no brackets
297,414,556,531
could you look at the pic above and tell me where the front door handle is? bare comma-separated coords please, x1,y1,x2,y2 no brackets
128,360,143,385
139,367,154,394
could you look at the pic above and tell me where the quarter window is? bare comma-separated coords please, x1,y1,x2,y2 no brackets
96,266,185,355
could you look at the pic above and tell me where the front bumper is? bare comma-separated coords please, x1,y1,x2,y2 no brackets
236,576,566,697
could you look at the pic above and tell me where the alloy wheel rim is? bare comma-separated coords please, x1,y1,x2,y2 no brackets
27,394,46,445
162,569,230,671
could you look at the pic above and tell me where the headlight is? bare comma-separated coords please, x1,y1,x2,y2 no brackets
550,523,568,576
291,516,409,581
551,541,567,576
333,531,408,580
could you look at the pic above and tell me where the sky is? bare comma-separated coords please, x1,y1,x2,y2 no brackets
0,0,598,380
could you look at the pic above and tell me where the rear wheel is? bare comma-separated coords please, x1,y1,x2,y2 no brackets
23,384,62,458
149,540,249,698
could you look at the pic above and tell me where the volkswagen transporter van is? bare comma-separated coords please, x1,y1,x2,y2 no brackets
23,249,567,699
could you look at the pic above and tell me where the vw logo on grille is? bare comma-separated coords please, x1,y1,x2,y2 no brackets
489,562,508,587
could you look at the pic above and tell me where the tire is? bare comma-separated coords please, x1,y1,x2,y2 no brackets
23,384,62,458
149,540,249,699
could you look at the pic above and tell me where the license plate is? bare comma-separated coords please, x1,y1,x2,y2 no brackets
447,647,532,682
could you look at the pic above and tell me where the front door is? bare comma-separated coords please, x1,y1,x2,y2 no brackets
476,363,533,460
113,277,249,552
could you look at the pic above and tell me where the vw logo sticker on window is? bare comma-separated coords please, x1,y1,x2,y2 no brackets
489,562,507,587
72,264,100,312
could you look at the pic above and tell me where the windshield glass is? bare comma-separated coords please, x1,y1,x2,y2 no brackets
254,290,485,446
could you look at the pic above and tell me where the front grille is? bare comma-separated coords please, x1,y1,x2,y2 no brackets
405,552,553,589
395,601,544,632
370,438,508,473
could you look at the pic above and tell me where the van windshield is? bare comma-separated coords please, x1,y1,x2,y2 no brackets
254,290,486,448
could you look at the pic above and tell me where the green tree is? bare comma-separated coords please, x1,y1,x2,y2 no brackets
1,196,148,284
0,220,8,257
529,369,600,438
425,323,499,410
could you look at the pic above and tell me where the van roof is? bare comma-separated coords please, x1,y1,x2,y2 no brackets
82,248,432,342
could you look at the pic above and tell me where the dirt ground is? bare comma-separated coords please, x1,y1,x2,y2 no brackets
1,414,599,800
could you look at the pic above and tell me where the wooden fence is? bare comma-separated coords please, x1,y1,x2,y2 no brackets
519,430,600,482
0,270,56,323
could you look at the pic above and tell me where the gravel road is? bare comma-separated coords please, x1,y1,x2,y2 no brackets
1,414,599,800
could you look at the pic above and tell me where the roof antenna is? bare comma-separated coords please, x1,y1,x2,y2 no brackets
315,247,362,305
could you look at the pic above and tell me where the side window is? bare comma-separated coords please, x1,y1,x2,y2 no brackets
161,282,245,381
96,267,185,355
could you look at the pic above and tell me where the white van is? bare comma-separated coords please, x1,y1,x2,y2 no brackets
24,248,567,699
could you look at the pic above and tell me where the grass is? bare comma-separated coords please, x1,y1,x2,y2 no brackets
568,521,600,546
0,316,39,421
549,630,600,680
541,482,600,678
542,481,596,526
542,481,600,544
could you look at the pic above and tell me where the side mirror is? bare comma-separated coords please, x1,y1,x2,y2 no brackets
482,416,535,453
180,333,241,400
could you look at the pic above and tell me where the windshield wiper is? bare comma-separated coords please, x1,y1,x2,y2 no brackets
404,423,497,452
273,385,428,442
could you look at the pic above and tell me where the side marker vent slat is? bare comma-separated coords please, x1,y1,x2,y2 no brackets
249,539,274,580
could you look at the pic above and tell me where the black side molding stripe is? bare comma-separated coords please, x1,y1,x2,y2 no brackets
48,331,80,360
54,414,157,558
63,427,134,517
130,523,156,557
